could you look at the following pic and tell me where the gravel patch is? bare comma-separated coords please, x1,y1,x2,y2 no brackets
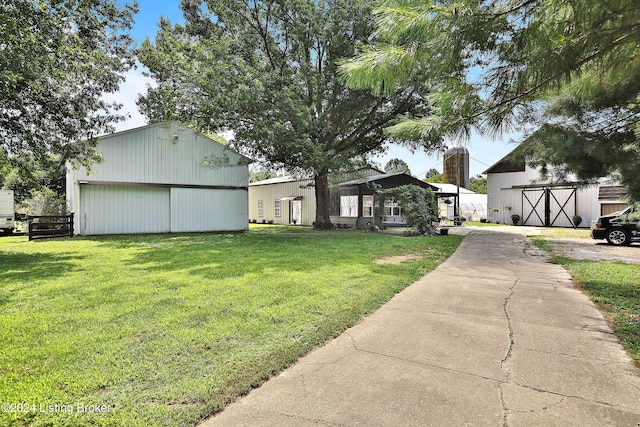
542,238,640,264
454,226,640,264
372,254,423,264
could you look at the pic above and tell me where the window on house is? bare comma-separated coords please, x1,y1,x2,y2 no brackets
385,199,401,216
274,200,281,217
258,200,264,217
340,195,358,217
362,195,373,217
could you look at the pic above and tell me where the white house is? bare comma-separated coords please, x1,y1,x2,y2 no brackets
66,121,250,235
485,146,628,227
248,175,316,225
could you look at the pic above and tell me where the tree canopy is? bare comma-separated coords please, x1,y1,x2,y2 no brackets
138,0,436,228
469,175,487,194
384,158,412,175
340,0,640,200
0,0,138,166
250,169,278,183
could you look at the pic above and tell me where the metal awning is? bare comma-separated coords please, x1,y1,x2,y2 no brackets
280,196,302,201
598,185,626,201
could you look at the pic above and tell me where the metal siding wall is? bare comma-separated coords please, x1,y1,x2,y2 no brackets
487,172,524,223
74,122,248,188
576,186,600,226
79,185,170,235
170,188,247,232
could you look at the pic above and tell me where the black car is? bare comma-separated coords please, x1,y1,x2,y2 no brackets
590,206,640,246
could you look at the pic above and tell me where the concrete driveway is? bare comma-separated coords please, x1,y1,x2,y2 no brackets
201,230,640,426
457,225,640,264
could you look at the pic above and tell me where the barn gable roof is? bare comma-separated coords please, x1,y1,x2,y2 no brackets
336,172,438,192
483,143,526,174
99,121,251,164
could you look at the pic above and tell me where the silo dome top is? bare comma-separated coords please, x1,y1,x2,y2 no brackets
444,146,469,155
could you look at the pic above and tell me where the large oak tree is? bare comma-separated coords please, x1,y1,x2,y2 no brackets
137,0,435,228
0,0,138,168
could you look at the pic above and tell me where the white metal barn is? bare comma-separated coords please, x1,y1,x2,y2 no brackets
66,121,250,235
485,147,628,227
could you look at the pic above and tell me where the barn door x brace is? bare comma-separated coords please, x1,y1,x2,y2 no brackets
521,186,577,228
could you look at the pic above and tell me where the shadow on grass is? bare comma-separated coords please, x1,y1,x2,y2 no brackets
0,251,82,283
0,251,83,306
115,233,346,279
88,230,427,283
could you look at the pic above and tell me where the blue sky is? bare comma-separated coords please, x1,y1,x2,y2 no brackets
109,0,518,179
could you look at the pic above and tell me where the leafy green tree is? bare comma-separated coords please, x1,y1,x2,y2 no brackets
469,175,487,194
424,168,444,183
424,168,441,179
425,173,444,184
376,185,438,235
18,188,67,216
384,158,412,175
0,0,138,166
250,169,278,183
2,154,67,214
340,0,640,200
138,0,435,228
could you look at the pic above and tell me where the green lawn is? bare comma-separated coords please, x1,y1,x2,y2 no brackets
463,221,504,227
530,238,640,367
0,227,462,426
537,227,591,239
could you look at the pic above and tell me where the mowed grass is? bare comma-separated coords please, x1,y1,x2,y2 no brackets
0,227,462,426
537,227,591,239
531,238,640,366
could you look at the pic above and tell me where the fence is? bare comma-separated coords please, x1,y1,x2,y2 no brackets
28,214,74,241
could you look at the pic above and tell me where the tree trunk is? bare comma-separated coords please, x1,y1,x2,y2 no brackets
314,172,333,229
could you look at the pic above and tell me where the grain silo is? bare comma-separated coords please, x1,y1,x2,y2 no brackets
443,146,470,189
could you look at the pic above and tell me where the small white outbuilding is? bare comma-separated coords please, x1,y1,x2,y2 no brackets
66,121,250,235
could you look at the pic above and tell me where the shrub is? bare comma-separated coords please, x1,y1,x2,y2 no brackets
572,215,583,227
375,185,438,235
17,188,67,216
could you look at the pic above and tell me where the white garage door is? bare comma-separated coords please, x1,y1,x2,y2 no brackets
79,185,170,235
170,188,247,232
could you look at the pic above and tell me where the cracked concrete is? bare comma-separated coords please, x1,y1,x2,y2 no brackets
201,231,640,426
